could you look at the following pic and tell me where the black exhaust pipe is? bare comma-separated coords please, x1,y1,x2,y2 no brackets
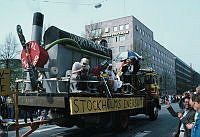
31,12,44,44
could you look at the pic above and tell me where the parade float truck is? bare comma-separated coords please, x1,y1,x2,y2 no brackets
15,12,161,132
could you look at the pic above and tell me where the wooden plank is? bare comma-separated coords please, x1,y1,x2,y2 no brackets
18,96,65,108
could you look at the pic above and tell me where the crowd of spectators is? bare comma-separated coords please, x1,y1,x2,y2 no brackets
166,86,200,137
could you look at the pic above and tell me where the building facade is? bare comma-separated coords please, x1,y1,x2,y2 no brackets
175,57,200,94
85,16,199,95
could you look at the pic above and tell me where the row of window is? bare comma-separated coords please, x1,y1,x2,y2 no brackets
137,49,174,68
176,65,192,76
152,56,174,69
136,25,152,41
138,49,174,69
142,63,174,75
140,39,174,63
176,69,192,79
91,28,102,35
113,24,129,32
176,71,192,81
134,50,174,73
91,24,130,35
105,35,126,43
176,62,191,74
110,46,126,53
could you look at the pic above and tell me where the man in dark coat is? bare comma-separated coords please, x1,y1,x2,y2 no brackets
166,96,195,137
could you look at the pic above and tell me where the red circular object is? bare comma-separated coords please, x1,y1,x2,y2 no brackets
21,41,49,69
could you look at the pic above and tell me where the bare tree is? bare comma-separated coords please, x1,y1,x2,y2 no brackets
135,43,152,69
0,33,22,88
0,33,20,68
85,22,103,42
160,71,175,95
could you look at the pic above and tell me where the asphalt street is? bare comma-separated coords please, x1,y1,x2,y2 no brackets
7,103,180,137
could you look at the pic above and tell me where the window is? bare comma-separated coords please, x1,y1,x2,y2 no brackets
142,30,145,36
140,39,143,46
91,29,96,35
125,24,129,29
148,44,151,49
119,25,124,30
139,28,142,34
110,47,115,52
105,27,109,33
97,28,101,35
113,26,118,31
144,42,147,47
119,46,126,52
107,37,113,43
135,25,139,31
91,28,101,35
119,35,125,41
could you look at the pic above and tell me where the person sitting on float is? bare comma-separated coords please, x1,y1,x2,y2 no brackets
104,64,122,92
91,60,109,79
119,59,132,83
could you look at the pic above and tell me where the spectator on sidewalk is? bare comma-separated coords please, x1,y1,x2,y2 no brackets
194,86,200,94
37,110,48,120
23,108,33,123
186,93,200,137
179,92,190,110
6,96,15,121
166,96,195,137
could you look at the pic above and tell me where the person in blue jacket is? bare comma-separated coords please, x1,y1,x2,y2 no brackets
191,93,200,137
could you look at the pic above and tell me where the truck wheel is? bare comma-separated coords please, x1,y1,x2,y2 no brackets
113,111,129,132
149,103,158,120
76,119,85,128
56,122,74,128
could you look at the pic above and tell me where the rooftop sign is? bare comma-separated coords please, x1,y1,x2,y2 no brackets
102,30,129,38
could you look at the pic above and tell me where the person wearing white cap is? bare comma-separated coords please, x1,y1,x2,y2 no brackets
71,58,90,91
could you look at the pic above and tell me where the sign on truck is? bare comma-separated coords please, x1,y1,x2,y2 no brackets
0,69,14,96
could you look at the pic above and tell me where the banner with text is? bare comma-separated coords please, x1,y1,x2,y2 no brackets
70,97,144,115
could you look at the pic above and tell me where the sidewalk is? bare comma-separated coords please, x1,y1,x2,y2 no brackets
4,118,38,124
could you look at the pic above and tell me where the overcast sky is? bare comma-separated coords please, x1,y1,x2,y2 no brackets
0,0,199,72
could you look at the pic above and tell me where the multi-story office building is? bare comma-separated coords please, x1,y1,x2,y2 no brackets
192,70,200,89
153,41,176,95
85,16,198,95
175,57,200,94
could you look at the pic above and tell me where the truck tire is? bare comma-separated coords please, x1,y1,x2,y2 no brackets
75,119,85,128
56,117,75,128
112,111,129,132
149,103,158,121
56,122,74,128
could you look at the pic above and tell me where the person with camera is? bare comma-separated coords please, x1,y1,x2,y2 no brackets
71,58,90,91
166,96,195,137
